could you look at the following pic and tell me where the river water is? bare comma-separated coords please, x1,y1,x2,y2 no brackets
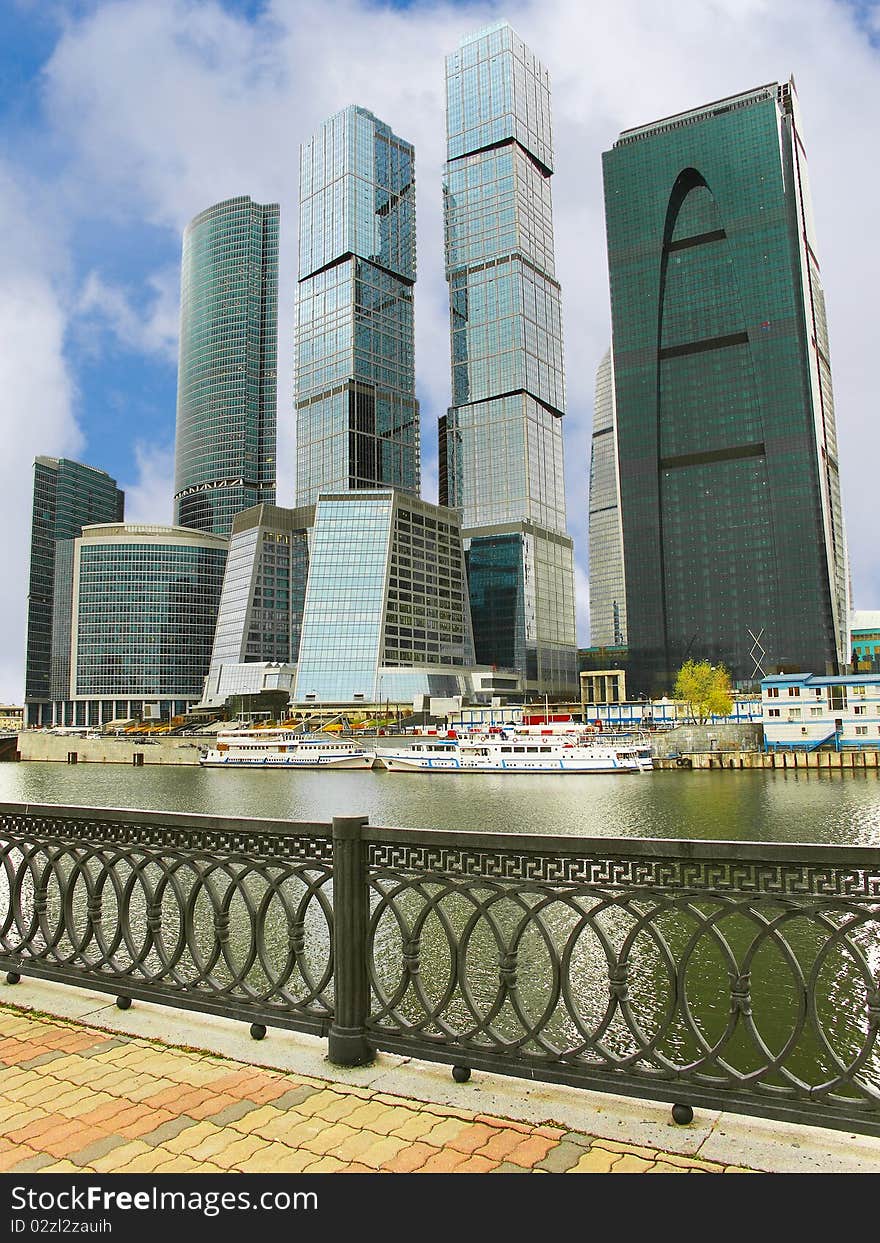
3,760,880,1108
1,759,879,844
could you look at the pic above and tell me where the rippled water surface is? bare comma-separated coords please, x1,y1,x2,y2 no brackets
1,760,879,844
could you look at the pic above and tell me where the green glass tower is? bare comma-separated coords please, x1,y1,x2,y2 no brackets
296,106,419,503
174,196,279,536
440,22,577,698
24,456,124,725
602,80,849,693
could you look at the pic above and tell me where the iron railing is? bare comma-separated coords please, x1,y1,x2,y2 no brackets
2,802,880,1137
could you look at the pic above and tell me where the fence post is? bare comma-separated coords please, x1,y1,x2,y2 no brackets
328,815,373,1066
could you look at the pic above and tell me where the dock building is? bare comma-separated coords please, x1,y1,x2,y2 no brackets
762,673,880,750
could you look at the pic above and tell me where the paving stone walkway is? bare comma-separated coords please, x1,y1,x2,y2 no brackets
0,1003,755,1174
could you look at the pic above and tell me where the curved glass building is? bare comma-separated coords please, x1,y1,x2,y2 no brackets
58,523,228,725
174,196,279,536
603,80,849,693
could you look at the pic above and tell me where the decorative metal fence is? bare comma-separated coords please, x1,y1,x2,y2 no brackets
0,803,336,1036
2,803,880,1137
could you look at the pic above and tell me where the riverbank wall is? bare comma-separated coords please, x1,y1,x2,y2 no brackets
16,733,203,765
655,748,880,770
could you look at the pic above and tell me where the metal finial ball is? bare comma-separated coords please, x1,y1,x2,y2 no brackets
116,995,132,1010
250,1023,267,1041
452,1065,471,1083
671,1103,694,1125
6,971,21,985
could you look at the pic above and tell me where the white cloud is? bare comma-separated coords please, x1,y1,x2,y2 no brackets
119,440,175,526
0,163,83,702
75,268,180,363
2,0,879,702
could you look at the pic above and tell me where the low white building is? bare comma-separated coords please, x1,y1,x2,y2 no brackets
761,673,880,749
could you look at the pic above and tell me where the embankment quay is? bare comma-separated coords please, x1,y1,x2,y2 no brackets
1,801,880,1174
12,725,880,777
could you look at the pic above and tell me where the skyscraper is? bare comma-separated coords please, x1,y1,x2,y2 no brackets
174,195,279,536
295,106,419,503
24,456,124,726
440,22,577,697
588,349,627,648
63,523,228,727
603,80,849,693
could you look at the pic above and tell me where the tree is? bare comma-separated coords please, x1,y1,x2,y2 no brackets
673,660,733,724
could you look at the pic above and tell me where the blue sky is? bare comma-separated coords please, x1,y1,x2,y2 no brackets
1,0,879,701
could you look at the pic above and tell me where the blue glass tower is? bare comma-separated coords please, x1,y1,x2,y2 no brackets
440,22,576,697
173,196,279,537
296,106,419,503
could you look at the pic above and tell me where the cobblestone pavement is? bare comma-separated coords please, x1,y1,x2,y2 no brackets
0,1003,755,1174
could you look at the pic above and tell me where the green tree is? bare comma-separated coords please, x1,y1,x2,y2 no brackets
673,660,733,724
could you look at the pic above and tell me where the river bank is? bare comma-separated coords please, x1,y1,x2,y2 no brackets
13,729,880,774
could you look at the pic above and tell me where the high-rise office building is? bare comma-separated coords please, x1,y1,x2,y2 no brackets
440,22,577,697
296,106,419,503
174,196,279,536
293,490,474,705
24,456,124,726
50,523,228,728
205,502,314,689
603,80,849,693
588,349,627,648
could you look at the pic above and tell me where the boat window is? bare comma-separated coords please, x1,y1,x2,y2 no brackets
501,746,512,753
514,747,525,753
540,746,551,752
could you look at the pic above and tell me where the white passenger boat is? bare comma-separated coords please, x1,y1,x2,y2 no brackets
199,729,375,769
375,731,653,774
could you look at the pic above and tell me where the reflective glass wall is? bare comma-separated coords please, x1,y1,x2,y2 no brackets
441,23,576,696
296,107,419,503
73,526,228,700
174,196,279,536
588,349,627,647
25,456,124,724
603,81,849,692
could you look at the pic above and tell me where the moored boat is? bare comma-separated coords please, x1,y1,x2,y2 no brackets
375,730,653,774
199,729,375,769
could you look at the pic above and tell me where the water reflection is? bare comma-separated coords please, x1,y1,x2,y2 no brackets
1,763,879,844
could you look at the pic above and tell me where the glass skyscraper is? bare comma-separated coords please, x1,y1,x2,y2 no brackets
207,502,314,678
293,491,474,704
295,106,419,503
62,523,228,726
588,349,627,648
174,196,279,536
25,456,124,725
603,80,849,693
440,22,576,696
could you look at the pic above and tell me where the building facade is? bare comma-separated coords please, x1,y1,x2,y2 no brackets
851,610,880,673
173,196,279,536
24,456,125,726
588,348,627,648
295,107,419,504
205,503,314,689
50,524,227,727
440,22,577,697
603,81,850,695
762,673,880,749
292,490,475,704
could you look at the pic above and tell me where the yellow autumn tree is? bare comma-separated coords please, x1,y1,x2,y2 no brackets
673,660,733,724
